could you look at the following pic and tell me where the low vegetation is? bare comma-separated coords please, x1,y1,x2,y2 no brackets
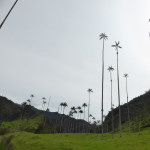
0,127,150,150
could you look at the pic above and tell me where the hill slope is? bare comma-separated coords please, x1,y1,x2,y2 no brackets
104,90,150,132
0,96,91,134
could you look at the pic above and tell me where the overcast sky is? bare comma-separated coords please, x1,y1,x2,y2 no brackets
0,0,150,121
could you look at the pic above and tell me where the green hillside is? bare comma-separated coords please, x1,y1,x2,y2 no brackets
103,90,150,133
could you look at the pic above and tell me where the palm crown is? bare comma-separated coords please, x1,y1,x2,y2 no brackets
99,33,108,40
82,103,87,107
107,66,114,72
124,73,128,78
77,106,81,110
79,110,83,114
63,102,68,108
87,89,93,93
30,94,34,98
112,41,122,51
71,107,76,111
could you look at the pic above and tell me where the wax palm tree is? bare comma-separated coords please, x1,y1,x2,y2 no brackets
89,114,92,123
60,102,64,114
108,66,115,138
73,110,77,119
82,103,87,120
71,107,76,118
69,111,73,118
99,33,108,140
87,89,93,122
79,110,83,119
41,97,46,127
71,106,76,112
124,73,131,136
27,99,31,105
46,97,51,112
42,97,46,110
0,0,19,30
30,94,34,105
92,117,95,123
21,102,27,120
112,41,122,137
77,106,81,119
63,102,68,114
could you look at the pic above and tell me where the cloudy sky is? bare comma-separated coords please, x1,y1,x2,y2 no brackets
0,0,150,121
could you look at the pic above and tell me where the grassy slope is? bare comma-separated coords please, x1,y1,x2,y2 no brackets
1,128,150,150
0,116,42,134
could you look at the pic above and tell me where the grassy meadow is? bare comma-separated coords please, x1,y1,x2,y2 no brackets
0,127,150,150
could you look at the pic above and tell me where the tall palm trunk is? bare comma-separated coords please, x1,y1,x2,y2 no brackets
101,39,104,140
126,77,130,136
110,71,114,138
88,93,90,122
0,0,19,29
117,51,122,137
63,107,65,114
84,107,85,120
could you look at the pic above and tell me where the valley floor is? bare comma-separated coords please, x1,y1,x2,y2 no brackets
0,128,150,150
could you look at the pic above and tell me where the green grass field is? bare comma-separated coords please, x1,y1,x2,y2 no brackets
0,127,150,150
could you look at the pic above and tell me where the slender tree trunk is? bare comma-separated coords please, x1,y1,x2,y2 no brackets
117,51,122,137
88,93,91,122
60,106,62,114
126,78,131,136
84,107,85,120
101,39,105,140
77,111,79,119
63,107,65,114
110,71,114,138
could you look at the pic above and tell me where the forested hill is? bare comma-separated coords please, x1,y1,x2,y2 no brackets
104,90,150,132
1,89,150,134
0,96,91,134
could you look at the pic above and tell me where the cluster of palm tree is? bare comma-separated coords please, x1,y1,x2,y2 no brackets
67,105,85,120
99,33,130,139
55,96,100,133
60,102,68,114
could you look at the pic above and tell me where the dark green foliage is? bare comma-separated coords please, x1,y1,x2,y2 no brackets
0,97,20,121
